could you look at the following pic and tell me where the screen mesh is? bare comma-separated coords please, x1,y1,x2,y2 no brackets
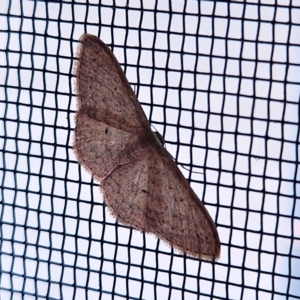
1,1,299,299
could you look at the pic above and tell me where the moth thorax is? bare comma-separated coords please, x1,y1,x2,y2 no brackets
126,134,154,161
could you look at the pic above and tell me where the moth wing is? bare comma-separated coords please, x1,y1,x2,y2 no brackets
74,34,150,179
75,34,149,131
101,142,220,260
74,112,141,180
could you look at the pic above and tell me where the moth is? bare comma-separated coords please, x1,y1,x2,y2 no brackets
73,34,220,259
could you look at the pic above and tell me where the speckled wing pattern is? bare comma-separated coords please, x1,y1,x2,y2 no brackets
73,34,220,259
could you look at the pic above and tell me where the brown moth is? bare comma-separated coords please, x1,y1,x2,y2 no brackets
73,34,220,259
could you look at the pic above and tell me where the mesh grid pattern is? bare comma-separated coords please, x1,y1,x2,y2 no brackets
0,1,299,299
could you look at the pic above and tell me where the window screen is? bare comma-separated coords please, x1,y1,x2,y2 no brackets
0,1,299,299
